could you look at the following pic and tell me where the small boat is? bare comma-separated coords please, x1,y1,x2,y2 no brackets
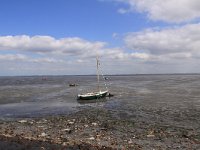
77,55,109,100
69,83,78,87
77,90,108,100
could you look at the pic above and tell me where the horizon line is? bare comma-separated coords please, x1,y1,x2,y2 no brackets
1,73,200,77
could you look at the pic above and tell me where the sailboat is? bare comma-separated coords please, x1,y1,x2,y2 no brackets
77,55,109,100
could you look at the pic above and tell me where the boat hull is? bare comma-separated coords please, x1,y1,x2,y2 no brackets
77,91,108,100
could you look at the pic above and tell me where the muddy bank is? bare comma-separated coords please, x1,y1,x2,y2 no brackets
0,107,199,150
0,135,114,150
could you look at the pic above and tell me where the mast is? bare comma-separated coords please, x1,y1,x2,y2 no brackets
96,55,100,92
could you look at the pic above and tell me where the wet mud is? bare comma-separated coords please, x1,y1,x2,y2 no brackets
0,107,200,149
0,75,200,149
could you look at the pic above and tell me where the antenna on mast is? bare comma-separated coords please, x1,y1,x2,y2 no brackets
96,54,100,92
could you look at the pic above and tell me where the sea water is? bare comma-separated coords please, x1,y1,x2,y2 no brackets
0,74,199,128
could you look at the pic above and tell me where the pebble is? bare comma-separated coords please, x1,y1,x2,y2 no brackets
88,137,95,140
128,139,133,144
18,120,27,123
29,121,34,124
40,132,47,137
62,128,72,133
92,122,98,126
147,134,155,138
84,124,89,128
62,142,68,146
68,122,74,125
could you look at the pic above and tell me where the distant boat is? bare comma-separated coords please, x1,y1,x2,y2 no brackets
69,83,78,87
77,55,109,100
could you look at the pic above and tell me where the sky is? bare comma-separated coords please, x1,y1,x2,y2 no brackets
1,0,200,76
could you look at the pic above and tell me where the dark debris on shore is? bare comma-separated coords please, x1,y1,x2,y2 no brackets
0,108,200,150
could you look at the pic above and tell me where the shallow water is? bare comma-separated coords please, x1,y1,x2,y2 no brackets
0,74,200,128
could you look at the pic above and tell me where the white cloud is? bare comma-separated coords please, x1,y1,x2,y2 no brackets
130,52,150,59
3,32,199,75
0,35,152,75
125,23,200,58
113,0,200,23
0,35,149,61
31,58,64,63
0,35,106,56
0,54,64,63
0,54,28,61
123,22,200,74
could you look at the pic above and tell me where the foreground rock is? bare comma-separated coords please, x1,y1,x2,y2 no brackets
0,108,199,149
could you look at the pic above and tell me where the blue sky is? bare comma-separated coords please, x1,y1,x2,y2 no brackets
1,0,200,75
0,0,153,41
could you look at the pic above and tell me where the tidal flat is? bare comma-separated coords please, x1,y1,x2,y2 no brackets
0,75,200,149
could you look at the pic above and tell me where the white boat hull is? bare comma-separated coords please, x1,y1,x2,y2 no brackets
77,90,108,100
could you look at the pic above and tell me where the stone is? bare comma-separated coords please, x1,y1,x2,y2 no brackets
18,120,27,123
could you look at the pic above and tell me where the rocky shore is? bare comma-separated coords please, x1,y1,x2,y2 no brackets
0,107,200,150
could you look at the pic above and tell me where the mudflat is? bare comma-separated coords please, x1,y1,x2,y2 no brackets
0,75,200,149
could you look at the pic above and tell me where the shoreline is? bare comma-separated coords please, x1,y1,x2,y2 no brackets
0,107,199,150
